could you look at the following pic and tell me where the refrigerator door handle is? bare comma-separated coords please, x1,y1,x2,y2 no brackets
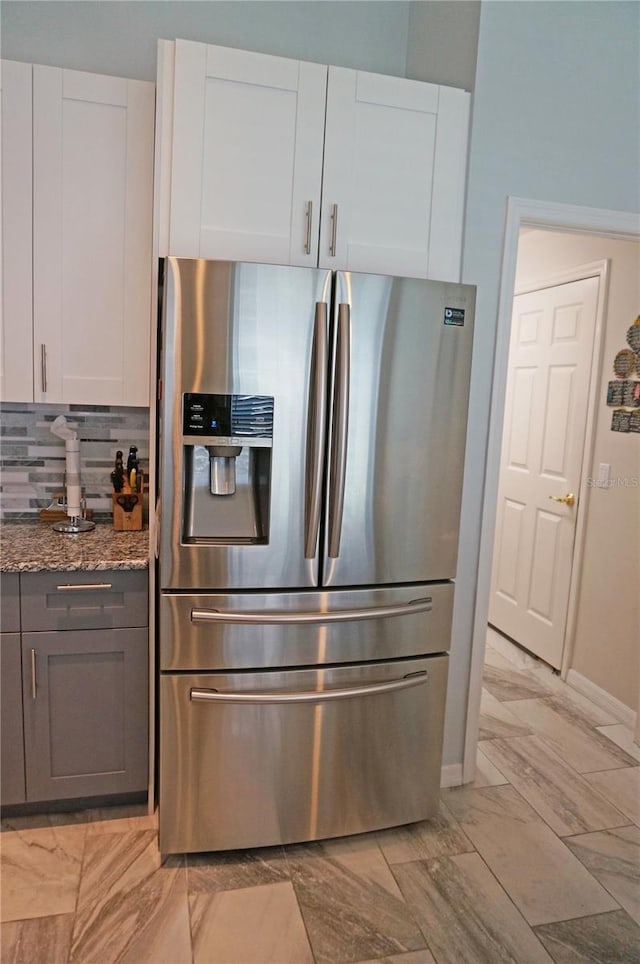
328,302,351,558
191,596,432,625
304,302,329,558
190,671,427,705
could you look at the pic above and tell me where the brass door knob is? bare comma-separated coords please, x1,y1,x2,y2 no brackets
549,492,575,507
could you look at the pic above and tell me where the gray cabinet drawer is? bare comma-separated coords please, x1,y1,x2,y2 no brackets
0,573,21,633
20,570,148,632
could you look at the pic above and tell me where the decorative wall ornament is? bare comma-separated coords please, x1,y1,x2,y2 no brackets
608,315,640,432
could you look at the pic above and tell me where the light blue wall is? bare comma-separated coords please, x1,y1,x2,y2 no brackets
444,0,640,766
0,1,411,79
407,0,480,90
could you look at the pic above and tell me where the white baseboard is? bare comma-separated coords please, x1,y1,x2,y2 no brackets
440,763,464,788
566,669,637,730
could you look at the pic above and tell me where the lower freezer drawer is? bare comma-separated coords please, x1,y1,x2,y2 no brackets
159,655,448,854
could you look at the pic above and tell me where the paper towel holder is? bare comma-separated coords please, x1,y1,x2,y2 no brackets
50,415,96,534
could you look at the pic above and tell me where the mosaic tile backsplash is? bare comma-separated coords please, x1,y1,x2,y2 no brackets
0,403,150,520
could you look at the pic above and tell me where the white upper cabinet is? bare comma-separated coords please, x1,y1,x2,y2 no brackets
0,60,34,402
161,41,470,281
33,66,155,406
168,40,327,266
320,67,470,281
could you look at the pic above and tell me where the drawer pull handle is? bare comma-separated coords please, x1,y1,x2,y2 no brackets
30,648,37,700
55,583,113,592
190,671,428,705
191,598,432,625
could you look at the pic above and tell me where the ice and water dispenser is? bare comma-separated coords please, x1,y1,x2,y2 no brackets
182,393,273,543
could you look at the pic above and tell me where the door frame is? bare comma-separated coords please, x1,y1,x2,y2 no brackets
463,197,640,783
489,259,609,672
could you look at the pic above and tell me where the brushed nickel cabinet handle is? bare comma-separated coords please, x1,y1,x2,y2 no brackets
329,203,338,257
40,344,47,393
304,200,313,255
30,648,37,700
55,582,113,591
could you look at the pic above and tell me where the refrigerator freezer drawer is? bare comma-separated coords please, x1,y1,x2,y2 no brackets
160,582,454,670
159,655,448,854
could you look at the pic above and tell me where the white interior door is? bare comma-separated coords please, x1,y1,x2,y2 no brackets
489,275,600,668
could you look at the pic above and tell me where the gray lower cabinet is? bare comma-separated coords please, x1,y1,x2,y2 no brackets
1,569,149,808
22,628,148,801
1,573,25,805
1,632,26,805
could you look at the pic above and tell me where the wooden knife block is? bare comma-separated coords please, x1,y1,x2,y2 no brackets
112,474,144,531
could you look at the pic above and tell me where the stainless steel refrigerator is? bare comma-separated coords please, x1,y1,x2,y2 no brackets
157,258,475,854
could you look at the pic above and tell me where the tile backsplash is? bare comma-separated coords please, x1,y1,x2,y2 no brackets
0,402,150,520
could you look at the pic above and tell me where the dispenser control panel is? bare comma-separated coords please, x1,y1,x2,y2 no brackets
183,393,274,446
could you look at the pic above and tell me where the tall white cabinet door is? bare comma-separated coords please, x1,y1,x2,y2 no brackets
169,40,327,266
0,60,33,402
319,68,469,281
33,66,154,406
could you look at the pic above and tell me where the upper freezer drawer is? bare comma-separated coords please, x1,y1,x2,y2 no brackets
20,571,149,632
160,581,454,671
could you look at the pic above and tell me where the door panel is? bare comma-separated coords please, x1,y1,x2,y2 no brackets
320,68,469,281
0,60,33,402
160,258,331,590
22,628,148,801
1,633,26,805
32,66,154,406
490,276,600,667
170,40,326,266
322,272,475,587
159,655,448,853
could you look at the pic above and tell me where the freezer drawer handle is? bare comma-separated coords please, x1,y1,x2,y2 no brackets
190,597,432,625
190,670,427,705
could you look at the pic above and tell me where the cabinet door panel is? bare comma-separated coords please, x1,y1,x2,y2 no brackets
1,632,26,805
169,40,326,266
32,66,154,406
427,85,470,283
22,628,148,801
0,60,33,402
320,67,469,281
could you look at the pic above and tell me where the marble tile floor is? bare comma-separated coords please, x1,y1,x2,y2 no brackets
1,642,639,964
